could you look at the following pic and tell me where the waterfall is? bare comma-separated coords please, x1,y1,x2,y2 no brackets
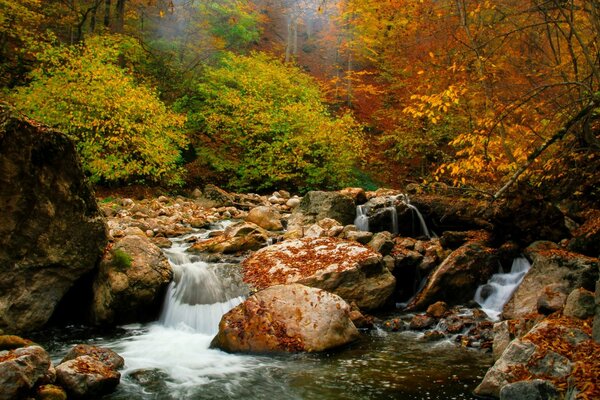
474,257,531,321
406,203,430,238
354,204,370,231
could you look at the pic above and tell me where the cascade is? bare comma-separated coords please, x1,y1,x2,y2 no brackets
474,257,531,320
354,204,370,231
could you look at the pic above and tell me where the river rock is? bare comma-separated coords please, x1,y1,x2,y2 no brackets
287,191,356,229
406,241,498,311
91,234,173,325
55,355,120,398
499,379,559,400
536,284,569,314
502,241,599,320
0,345,51,400
202,184,234,207
211,284,359,353
245,206,283,231
339,187,367,204
567,209,600,257
367,232,395,256
304,218,344,238
189,222,268,254
426,301,449,318
563,288,595,319
0,107,107,333
242,237,395,311
61,344,124,370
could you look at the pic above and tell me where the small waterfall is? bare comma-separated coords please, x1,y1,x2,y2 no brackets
474,257,531,320
354,204,370,231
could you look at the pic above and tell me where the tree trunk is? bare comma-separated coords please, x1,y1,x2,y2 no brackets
115,0,126,33
104,0,111,28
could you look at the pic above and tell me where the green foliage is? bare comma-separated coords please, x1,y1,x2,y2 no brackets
112,248,132,270
199,0,261,49
10,34,188,185
176,52,364,193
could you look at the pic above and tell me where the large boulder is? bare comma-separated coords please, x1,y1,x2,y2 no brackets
594,280,600,343
0,345,51,400
202,184,234,207
0,107,107,333
188,222,269,254
245,206,283,231
91,234,172,325
502,241,599,320
406,241,498,310
563,288,595,319
499,380,559,400
60,344,124,370
242,237,396,311
211,284,359,353
475,316,597,398
287,191,356,229
55,355,120,398
568,209,600,257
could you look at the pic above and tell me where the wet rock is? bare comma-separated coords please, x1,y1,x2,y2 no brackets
410,195,492,232
367,232,395,256
242,237,396,311
0,345,51,400
128,368,170,393
211,284,360,353
55,355,120,398
36,384,68,400
202,184,234,207
423,330,445,341
61,344,124,370
426,301,449,318
381,318,407,332
563,288,595,319
0,335,33,351
0,107,107,333
246,206,283,231
189,222,269,254
92,234,173,325
287,191,356,229
339,187,367,204
406,241,498,311
499,379,559,400
409,314,435,330
536,284,569,315
502,241,599,320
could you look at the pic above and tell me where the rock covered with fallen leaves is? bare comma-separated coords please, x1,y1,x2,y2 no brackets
211,284,360,353
0,345,51,400
242,237,396,311
474,315,600,399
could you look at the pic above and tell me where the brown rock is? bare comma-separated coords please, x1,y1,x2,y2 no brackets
426,301,449,318
36,384,67,400
0,345,51,400
189,222,269,254
0,335,33,351
211,284,360,353
246,206,283,231
242,237,395,311
563,288,596,319
536,284,569,314
56,355,120,398
61,344,124,370
339,187,367,204
409,314,435,330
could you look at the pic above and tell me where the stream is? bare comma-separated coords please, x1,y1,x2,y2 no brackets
38,223,493,400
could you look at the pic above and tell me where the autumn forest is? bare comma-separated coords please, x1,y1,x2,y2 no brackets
1,0,599,201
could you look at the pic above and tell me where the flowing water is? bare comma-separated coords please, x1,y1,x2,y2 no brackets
474,257,531,320
40,222,493,399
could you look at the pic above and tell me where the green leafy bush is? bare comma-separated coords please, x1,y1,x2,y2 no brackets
176,52,363,193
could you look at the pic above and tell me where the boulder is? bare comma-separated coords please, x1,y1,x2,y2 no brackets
339,187,367,204
409,314,435,330
0,335,33,351
0,345,51,400
245,206,283,231
55,355,120,398
475,317,594,398
406,241,498,310
61,344,124,370
0,107,107,332
536,284,569,315
367,232,395,256
211,284,359,353
499,379,559,400
426,301,449,318
202,184,234,207
189,222,269,254
594,280,600,343
288,191,356,229
91,234,173,325
568,209,600,257
344,230,373,244
502,241,599,320
242,237,395,311
304,218,344,238
563,288,595,319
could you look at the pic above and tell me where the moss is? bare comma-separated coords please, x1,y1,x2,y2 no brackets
36,384,67,400
112,249,132,270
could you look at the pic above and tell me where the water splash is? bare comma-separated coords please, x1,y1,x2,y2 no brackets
474,257,531,320
354,204,370,232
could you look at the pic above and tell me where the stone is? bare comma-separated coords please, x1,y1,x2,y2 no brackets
367,231,395,256
536,284,569,314
56,355,120,398
499,379,559,400
61,344,124,370
344,230,373,244
563,288,595,319
0,107,107,333
304,218,344,238
409,314,435,330
406,241,498,311
202,184,234,207
189,222,269,254
36,384,68,400
191,188,203,199
242,237,396,311
0,345,51,400
245,206,283,231
0,335,33,351
91,234,173,325
339,187,367,204
568,209,600,257
286,197,301,208
502,241,598,320
426,301,449,318
287,191,356,229
211,284,360,353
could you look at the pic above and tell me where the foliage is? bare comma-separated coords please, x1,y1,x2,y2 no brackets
176,51,364,193
112,248,132,270
10,34,187,185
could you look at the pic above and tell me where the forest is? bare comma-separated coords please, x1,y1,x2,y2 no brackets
2,0,598,201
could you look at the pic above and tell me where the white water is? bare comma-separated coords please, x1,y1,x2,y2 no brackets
474,257,531,321
354,204,370,231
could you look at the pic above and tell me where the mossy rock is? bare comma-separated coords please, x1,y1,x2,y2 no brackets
0,335,33,350
36,384,68,400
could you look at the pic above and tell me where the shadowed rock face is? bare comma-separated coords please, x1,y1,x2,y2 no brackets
0,107,107,333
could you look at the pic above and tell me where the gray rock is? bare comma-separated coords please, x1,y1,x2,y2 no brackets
345,230,374,244
202,184,234,207
536,284,568,314
367,232,395,256
0,107,107,333
61,344,124,370
56,355,120,398
288,191,356,229
499,379,559,400
0,345,51,400
563,288,596,319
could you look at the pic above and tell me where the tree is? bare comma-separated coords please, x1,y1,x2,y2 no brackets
176,51,363,192
11,34,188,185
